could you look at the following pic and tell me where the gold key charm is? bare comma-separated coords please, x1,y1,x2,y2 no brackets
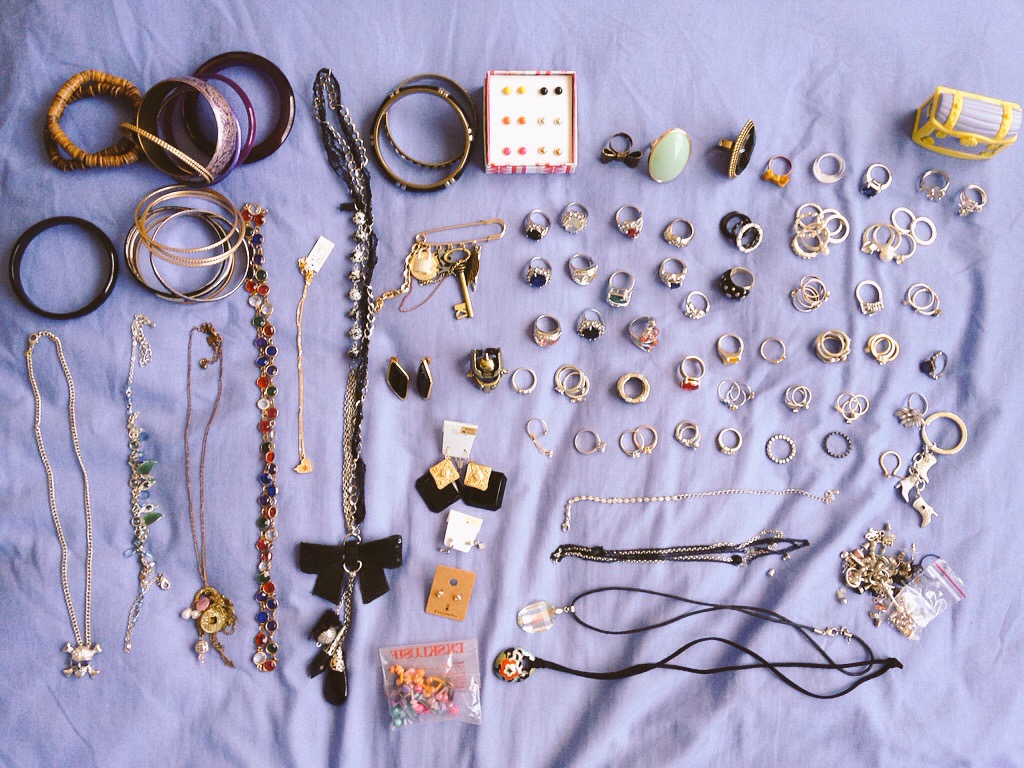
453,264,474,319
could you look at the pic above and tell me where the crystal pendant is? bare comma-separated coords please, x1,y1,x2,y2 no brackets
516,600,562,633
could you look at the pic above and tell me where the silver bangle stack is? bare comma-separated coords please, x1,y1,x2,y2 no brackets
554,364,590,403
815,330,851,363
790,275,830,312
862,207,936,265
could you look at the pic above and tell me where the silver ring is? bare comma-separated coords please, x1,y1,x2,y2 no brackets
683,290,710,320
919,169,950,201
835,392,870,424
759,338,786,364
606,270,635,308
674,420,701,449
790,275,829,312
532,314,562,347
855,280,884,316
628,316,659,351
895,392,928,428
615,205,643,239
765,434,796,465
957,185,987,217
815,329,851,363
678,355,705,390
663,218,694,247
717,427,742,455
526,418,553,458
860,163,892,197
574,428,606,455
812,152,846,183
658,257,687,288
879,451,902,478
560,202,589,234
921,350,948,380
717,379,754,410
904,283,941,317
553,364,590,403
510,367,537,395
568,253,597,285
865,333,900,364
784,384,812,413
576,308,605,341
524,209,550,240
717,333,743,365
524,257,552,288
735,220,763,253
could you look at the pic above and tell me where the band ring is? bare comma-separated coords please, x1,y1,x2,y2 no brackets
813,152,846,183
717,427,743,455
759,338,786,364
920,411,968,456
532,315,562,347
663,218,694,247
823,431,852,459
568,253,598,285
574,428,606,455
717,333,743,365
616,372,651,404
510,367,537,394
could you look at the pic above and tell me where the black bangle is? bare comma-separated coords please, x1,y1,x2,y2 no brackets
371,82,474,192
186,51,296,164
9,216,118,319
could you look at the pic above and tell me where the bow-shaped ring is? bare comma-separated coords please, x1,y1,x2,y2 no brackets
600,133,642,168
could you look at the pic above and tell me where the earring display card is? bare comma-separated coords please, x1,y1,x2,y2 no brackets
442,510,484,553
484,70,577,174
425,565,476,621
442,420,478,462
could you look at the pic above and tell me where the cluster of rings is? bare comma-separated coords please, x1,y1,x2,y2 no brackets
957,185,986,217
855,280,884,316
554,364,590,403
678,356,706,390
718,267,754,300
125,185,250,303
616,372,651,404
568,254,597,285
791,202,850,258
784,385,812,413
524,203,590,239
865,333,900,365
606,271,635,307
532,315,561,347
717,333,743,364
860,163,892,198
814,329,851,363
510,367,537,395
576,309,606,340
674,420,701,449
717,428,743,455
904,283,941,317
662,219,694,248
861,207,936,265
524,256,553,287
628,317,659,351
835,393,870,424
718,380,755,410
791,275,830,312
683,290,710,319
720,211,763,252
658,257,687,288
765,434,797,465
620,426,658,458
759,338,787,364
823,431,852,459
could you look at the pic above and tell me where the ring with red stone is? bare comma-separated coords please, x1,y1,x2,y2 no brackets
678,355,705,390
614,205,643,239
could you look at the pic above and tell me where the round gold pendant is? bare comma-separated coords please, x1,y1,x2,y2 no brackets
409,246,439,283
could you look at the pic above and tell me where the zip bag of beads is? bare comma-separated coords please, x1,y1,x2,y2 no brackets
379,639,482,727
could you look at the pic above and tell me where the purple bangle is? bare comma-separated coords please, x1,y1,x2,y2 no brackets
136,76,239,185
207,74,256,165
186,51,295,164
162,73,255,174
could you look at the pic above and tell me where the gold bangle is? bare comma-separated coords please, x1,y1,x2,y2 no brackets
133,185,243,267
119,122,214,184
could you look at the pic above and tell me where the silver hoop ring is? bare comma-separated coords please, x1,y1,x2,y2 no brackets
765,434,796,465
510,367,537,395
717,427,743,455
921,411,968,456
574,428,606,455
759,338,786,364
674,420,701,449
813,152,846,183
663,218,694,247
919,169,950,202
879,450,902,478
905,283,941,317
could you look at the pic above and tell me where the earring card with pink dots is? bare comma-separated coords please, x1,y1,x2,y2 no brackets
484,70,577,174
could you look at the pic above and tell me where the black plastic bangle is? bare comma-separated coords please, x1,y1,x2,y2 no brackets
186,51,296,164
371,83,473,192
9,216,118,319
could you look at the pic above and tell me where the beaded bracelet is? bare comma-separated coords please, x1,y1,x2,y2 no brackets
244,204,281,672
44,69,142,170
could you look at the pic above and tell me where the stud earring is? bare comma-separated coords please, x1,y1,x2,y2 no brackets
387,357,409,399
417,357,433,399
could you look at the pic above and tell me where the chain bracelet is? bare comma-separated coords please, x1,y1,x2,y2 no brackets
561,487,838,531
551,530,809,565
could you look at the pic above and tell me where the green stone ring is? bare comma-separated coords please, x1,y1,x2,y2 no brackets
647,128,692,183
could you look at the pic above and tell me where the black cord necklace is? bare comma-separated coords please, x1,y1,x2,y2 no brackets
497,586,902,699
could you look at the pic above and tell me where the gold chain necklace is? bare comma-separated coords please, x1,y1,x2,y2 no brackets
25,331,101,678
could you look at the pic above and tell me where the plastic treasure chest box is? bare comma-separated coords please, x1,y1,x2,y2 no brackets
912,86,1021,160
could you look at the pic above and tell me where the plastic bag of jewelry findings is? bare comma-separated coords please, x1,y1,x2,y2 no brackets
379,639,482,728
884,558,966,640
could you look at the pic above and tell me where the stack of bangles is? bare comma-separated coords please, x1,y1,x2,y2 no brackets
46,52,294,185
125,185,250,302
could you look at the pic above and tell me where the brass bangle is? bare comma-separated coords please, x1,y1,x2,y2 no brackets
45,70,142,170
119,123,213,184
133,185,243,266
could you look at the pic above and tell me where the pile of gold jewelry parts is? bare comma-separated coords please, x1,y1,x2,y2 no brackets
841,524,915,628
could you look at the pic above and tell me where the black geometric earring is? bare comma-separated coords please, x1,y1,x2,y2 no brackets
417,357,433,399
387,357,409,399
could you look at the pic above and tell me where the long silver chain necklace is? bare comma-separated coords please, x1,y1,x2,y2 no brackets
178,322,237,667
123,314,169,652
25,331,101,678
